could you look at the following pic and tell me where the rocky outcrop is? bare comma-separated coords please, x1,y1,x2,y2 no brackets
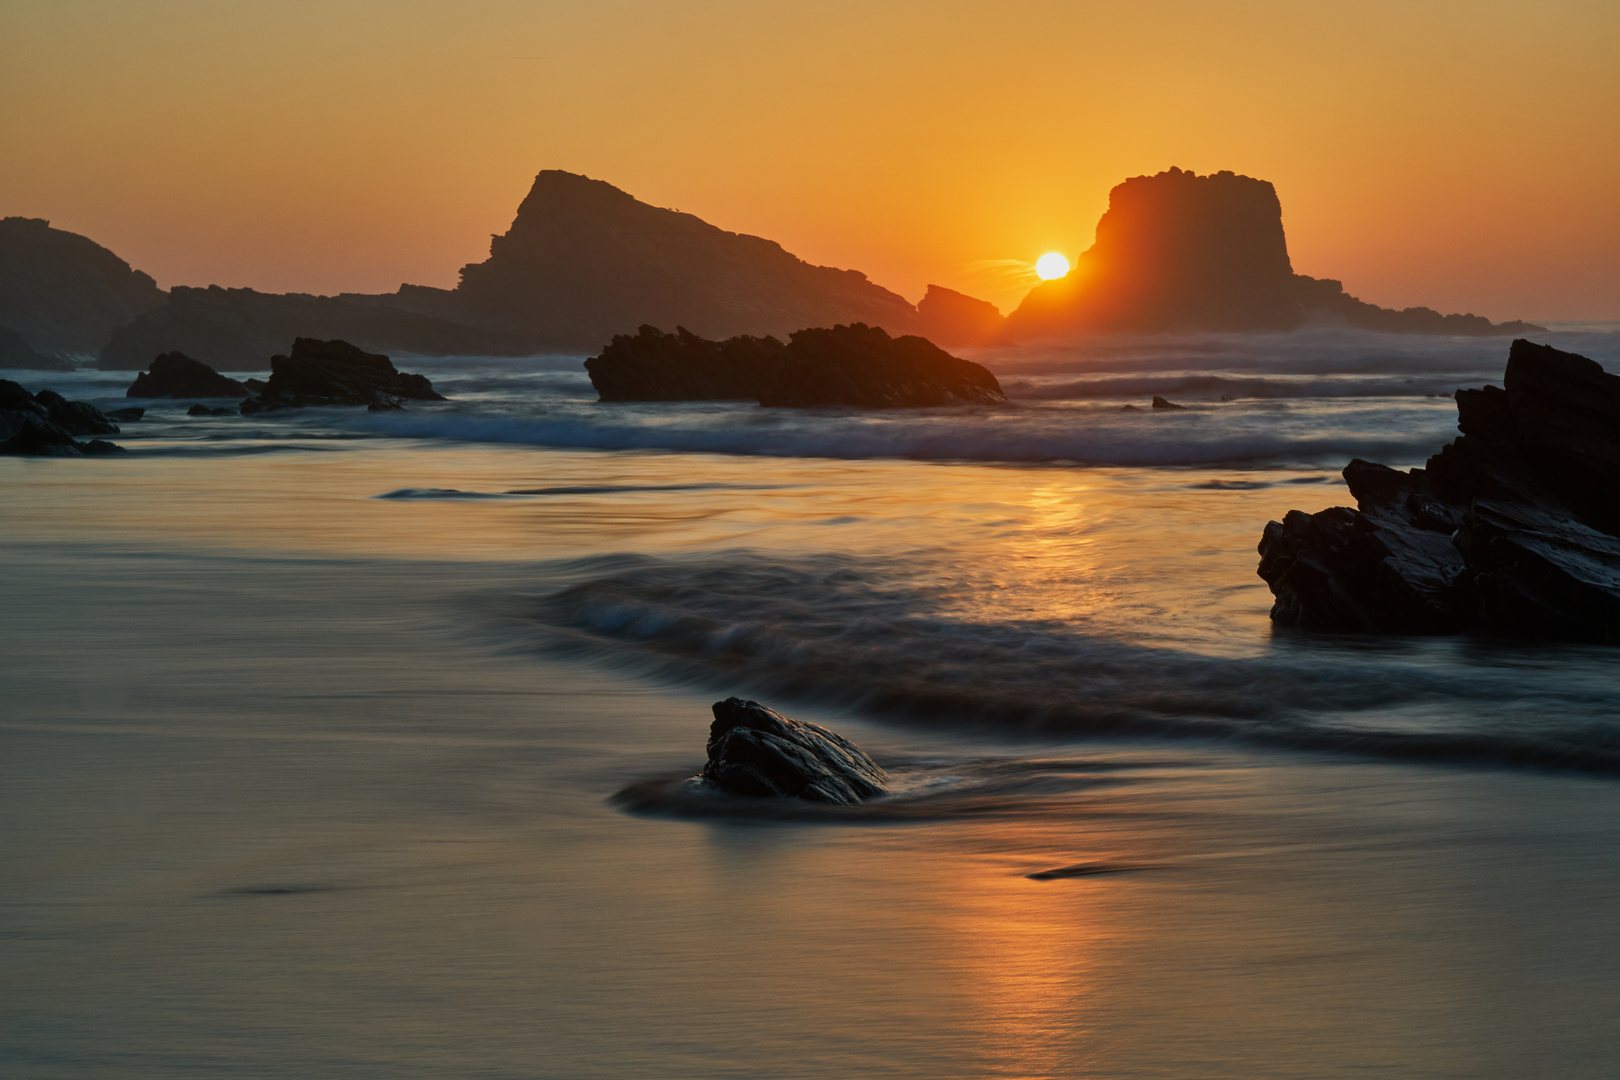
1009,168,1542,338
456,170,921,348
0,217,166,355
586,323,1005,408
916,285,1009,347
99,286,533,371
1258,339,1620,641
700,698,889,804
238,338,444,412
126,352,251,398
0,379,124,456
0,325,73,371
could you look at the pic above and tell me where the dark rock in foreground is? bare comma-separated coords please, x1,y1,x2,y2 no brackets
700,698,889,805
1258,339,1620,641
587,322,1006,408
239,338,444,413
0,379,125,456
128,353,251,399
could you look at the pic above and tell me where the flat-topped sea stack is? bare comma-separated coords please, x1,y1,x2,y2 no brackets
1009,168,1542,338
586,322,1005,408
1258,339,1620,641
456,171,922,348
915,285,1009,347
239,338,444,412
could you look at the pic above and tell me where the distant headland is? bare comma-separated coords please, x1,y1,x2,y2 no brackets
0,168,1542,371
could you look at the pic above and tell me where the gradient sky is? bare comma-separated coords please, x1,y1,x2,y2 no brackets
4,0,1617,320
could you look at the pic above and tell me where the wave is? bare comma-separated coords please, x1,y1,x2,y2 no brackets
352,402,1458,467
513,551,1620,776
1004,373,1486,401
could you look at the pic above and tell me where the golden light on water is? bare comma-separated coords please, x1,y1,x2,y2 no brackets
1035,253,1071,280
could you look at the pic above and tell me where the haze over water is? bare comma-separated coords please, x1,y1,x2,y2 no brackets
7,327,1620,1077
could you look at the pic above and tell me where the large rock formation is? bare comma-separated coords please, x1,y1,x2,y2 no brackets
1010,168,1542,338
0,379,124,456
915,284,1009,347
0,325,73,371
239,337,444,412
1257,340,1620,641
455,170,922,347
700,698,890,805
100,286,533,371
0,217,166,355
126,353,252,398
585,322,1006,408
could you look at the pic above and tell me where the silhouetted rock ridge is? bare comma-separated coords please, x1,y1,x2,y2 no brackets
1010,168,1541,337
0,217,165,356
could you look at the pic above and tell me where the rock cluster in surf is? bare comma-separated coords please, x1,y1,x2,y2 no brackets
700,698,890,805
0,379,125,455
586,322,1006,408
1258,339,1620,640
127,352,255,399
238,338,444,413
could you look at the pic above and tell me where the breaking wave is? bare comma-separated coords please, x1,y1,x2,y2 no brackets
515,551,1620,775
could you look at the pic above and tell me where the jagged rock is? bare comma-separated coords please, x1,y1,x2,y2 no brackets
1258,339,1620,641
127,353,251,398
699,698,889,804
239,338,445,412
0,379,124,455
585,325,778,401
457,170,921,348
0,217,165,355
916,284,1009,347
1151,395,1185,410
0,325,72,371
586,322,1005,408
759,323,1006,408
32,389,119,436
1009,168,1542,338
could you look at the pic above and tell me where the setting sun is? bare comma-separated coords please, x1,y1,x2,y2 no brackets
1035,252,1070,280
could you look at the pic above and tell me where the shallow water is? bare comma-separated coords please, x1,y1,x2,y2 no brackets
5,326,1620,1077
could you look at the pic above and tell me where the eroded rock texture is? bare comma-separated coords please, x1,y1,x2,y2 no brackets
700,698,889,805
1258,340,1620,641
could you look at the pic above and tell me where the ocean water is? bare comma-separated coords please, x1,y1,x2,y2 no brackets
5,325,1620,1078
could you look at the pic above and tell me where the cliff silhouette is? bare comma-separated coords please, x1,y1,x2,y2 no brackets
453,170,921,345
1008,168,1542,337
0,217,165,357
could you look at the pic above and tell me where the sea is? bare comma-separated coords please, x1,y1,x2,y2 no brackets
5,324,1620,1078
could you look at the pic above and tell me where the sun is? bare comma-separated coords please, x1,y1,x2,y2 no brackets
1035,252,1070,280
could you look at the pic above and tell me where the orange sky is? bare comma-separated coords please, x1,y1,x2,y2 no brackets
3,0,1617,321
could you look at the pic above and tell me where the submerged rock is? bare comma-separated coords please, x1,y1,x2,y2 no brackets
586,322,1005,408
0,378,124,456
186,403,236,416
1151,395,1185,410
239,338,444,412
127,352,251,399
700,698,889,805
1258,339,1620,641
